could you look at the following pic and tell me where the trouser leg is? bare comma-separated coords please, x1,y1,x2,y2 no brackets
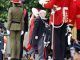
16,31,21,59
38,36,44,60
10,31,16,58
20,34,24,59
53,29,61,60
53,24,66,60
0,50,3,60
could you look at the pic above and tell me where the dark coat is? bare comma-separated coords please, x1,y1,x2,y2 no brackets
0,22,6,30
23,9,28,32
0,33,4,50
30,17,45,46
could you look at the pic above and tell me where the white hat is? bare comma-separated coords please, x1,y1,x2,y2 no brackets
32,8,39,17
39,0,49,5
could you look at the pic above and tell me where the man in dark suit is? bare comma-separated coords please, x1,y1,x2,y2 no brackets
30,9,47,60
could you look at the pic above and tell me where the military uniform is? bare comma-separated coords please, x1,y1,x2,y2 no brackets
7,0,24,59
39,0,71,60
69,0,80,41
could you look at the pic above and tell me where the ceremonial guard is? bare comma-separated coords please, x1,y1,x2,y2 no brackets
39,0,71,60
7,0,24,59
69,0,80,56
69,0,80,41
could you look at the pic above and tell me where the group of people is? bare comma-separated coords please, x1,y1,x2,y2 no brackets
4,0,80,60
39,0,80,60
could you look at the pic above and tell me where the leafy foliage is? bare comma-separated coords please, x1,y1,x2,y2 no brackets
0,0,11,23
0,0,50,23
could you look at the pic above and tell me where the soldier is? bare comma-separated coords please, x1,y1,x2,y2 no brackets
7,0,24,59
69,0,80,41
39,0,71,60
69,0,80,54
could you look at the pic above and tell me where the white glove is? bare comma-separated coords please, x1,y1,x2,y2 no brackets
1,49,5,54
21,30,24,35
8,57,11,60
35,36,38,39
39,0,49,5
53,5,61,11
56,7,61,10
7,30,10,35
25,32,28,34
44,41,50,47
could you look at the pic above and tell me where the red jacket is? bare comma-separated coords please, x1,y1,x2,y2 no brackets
44,0,71,25
69,0,80,29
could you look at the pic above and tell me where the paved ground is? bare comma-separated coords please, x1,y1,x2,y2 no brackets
3,52,80,60
73,52,80,60
4,32,80,60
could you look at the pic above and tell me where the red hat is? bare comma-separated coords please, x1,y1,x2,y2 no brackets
11,0,21,3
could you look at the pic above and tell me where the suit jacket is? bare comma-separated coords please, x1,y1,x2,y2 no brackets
7,7,24,30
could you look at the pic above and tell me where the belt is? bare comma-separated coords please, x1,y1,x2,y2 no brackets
11,21,20,24
76,14,80,18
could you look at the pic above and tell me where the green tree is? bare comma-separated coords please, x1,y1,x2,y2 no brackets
0,0,50,23
0,0,10,23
